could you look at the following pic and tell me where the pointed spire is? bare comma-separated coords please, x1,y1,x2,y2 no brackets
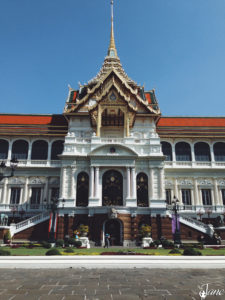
108,0,118,58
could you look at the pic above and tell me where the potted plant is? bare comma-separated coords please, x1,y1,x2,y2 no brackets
77,224,89,237
3,230,11,244
140,224,151,237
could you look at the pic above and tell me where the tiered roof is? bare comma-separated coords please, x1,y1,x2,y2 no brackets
0,114,67,136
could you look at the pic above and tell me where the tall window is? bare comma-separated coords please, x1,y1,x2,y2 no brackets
51,140,64,160
221,189,225,205
166,189,172,204
182,189,192,205
0,139,9,159
194,142,211,161
175,142,191,161
76,172,89,207
161,142,172,161
12,140,28,159
202,189,212,206
214,142,225,161
31,188,41,205
31,140,48,160
137,173,149,207
10,188,21,204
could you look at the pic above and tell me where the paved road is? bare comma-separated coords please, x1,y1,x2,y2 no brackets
0,269,224,300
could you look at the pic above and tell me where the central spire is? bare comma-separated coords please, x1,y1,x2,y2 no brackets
108,0,118,58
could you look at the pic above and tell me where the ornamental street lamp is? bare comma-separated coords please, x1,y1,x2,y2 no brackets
172,195,181,244
48,198,65,243
11,205,18,223
205,208,212,221
0,158,18,182
197,209,204,221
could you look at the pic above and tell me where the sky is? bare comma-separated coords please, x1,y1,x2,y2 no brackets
0,0,225,116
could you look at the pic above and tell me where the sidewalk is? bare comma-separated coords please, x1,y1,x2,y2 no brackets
1,255,225,269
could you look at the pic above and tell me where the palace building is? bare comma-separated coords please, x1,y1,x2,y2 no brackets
0,2,225,245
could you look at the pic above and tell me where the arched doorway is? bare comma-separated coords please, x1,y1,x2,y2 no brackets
104,219,123,246
102,170,123,206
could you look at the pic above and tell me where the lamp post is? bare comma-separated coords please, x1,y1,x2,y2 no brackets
49,198,65,243
205,208,212,221
11,205,18,223
197,209,204,221
172,196,181,244
0,158,18,182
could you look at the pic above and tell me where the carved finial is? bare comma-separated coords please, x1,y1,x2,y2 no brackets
68,84,73,91
108,0,118,58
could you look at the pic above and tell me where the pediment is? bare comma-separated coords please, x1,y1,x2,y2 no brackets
88,144,138,157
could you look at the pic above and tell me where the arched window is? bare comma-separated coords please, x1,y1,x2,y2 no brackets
0,139,9,159
31,140,48,160
214,142,225,161
51,140,64,160
137,173,149,207
175,142,191,161
76,172,89,207
12,140,28,159
102,170,123,206
194,142,211,161
161,142,172,161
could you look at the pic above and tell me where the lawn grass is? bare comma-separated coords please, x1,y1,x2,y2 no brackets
2,246,225,256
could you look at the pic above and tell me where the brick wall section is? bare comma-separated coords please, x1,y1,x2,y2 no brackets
13,220,49,241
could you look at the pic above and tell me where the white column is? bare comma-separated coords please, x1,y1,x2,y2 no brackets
210,144,215,163
213,178,219,206
159,168,165,199
174,178,178,198
71,167,76,199
149,168,154,199
89,167,94,198
131,167,136,199
126,167,131,199
172,143,176,162
191,144,195,162
47,141,51,165
27,141,32,161
95,167,99,198
61,167,67,198
8,141,12,161
2,178,8,204
59,167,63,198
194,178,199,206
23,177,29,204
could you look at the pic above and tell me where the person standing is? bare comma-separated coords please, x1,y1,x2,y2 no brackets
104,233,110,248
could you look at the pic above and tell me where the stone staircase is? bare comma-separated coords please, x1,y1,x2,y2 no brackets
10,211,50,237
167,212,214,237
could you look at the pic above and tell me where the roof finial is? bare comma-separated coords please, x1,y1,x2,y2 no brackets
108,0,118,58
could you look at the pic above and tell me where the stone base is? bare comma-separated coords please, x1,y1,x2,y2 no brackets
141,237,153,248
79,237,90,248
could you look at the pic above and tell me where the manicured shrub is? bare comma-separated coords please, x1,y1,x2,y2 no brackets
162,240,174,249
45,248,61,256
41,241,51,249
169,248,181,254
183,247,202,256
0,248,11,256
74,240,82,248
64,248,74,253
68,238,76,246
153,240,161,247
55,239,64,247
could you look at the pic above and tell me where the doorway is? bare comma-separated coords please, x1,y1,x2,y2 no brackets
104,219,123,246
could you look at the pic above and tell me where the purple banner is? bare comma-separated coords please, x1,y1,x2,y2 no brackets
172,214,180,234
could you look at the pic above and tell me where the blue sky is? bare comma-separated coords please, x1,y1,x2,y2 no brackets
0,0,225,116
